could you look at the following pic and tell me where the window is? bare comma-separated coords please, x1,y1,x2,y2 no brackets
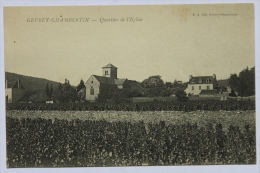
192,86,194,90
199,86,201,90
207,86,210,90
206,79,209,83
90,86,94,95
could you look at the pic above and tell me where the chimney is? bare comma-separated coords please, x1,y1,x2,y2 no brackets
5,79,8,89
17,79,20,88
189,75,192,80
213,74,216,79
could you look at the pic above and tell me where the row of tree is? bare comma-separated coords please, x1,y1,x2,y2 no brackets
140,75,187,97
45,79,86,103
229,67,255,97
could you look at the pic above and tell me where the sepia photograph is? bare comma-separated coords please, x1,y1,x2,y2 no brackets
1,1,259,173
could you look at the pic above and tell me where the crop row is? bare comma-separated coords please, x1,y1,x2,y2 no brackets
6,117,256,167
6,100,255,111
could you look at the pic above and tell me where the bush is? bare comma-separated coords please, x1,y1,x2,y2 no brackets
6,99,255,112
175,90,188,102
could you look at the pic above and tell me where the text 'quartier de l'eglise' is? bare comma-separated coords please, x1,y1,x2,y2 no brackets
99,17,143,23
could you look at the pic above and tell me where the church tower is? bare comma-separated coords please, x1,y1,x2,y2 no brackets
102,63,118,79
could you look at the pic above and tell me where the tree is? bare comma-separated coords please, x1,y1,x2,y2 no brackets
53,79,77,103
165,82,172,88
45,83,50,96
49,85,53,98
228,67,255,96
175,89,188,102
239,67,255,96
173,79,178,88
141,75,164,88
228,74,239,94
170,79,187,91
141,75,170,97
76,79,85,92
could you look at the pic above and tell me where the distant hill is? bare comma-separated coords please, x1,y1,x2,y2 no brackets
5,72,61,90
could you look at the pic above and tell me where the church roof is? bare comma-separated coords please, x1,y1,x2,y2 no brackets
93,75,115,85
92,75,128,86
114,78,127,85
102,63,118,69
90,75,146,94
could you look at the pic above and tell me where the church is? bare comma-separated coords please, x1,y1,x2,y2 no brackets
85,63,145,101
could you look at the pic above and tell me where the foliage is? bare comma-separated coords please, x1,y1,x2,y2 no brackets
45,83,54,98
175,89,188,102
45,83,49,96
6,117,256,167
141,76,171,97
53,79,78,103
76,79,85,92
146,87,171,97
49,85,53,98
141,75,164,88
166,80,187,89
6,99,255,111
229,67,255,96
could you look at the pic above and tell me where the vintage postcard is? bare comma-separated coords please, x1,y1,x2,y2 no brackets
1,2,259,173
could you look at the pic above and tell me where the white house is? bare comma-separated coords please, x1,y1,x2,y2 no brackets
185,74,218,95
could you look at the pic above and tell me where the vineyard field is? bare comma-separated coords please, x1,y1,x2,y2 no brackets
6,110,255,131
6,110,256,167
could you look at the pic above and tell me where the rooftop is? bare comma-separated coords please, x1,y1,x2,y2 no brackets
188,75,216,84
19,89,51,102
199,89,218,95
102,63,118,69
6,80,25,89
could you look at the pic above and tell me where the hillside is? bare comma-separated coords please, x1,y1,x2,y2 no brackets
5,72,61,90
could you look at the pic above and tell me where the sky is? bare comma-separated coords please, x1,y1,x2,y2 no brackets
4,4,255,86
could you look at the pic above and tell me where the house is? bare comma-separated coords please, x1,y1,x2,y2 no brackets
185,74,218,95
5,79,52,103
5,79,26,103
85,63,145,101
18,89,52,103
